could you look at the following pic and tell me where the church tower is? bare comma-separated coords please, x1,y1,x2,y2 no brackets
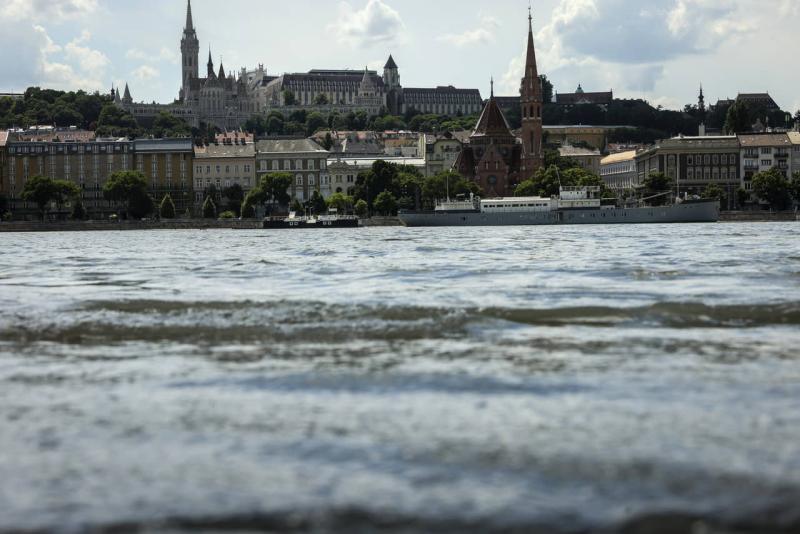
520,7,544,176
180,0,200,103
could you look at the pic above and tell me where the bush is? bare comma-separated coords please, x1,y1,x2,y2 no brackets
160,194,176,219
202,196,217,219
218,211,236,219
354,199,368,218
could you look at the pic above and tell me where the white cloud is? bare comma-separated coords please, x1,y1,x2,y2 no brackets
1,0,98,22
126,47,177,64
330,0,405,47
132,65,159,82
439,15,499,47
65,31,110,73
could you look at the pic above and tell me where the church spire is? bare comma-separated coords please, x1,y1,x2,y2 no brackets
207,48,215,78
520,4,544,176
525,5,539,83
185,0,194,32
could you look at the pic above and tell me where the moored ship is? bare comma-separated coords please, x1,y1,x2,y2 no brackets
398,186,719,227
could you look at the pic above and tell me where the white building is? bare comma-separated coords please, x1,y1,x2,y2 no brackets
738,133,793,193
600,150,638,191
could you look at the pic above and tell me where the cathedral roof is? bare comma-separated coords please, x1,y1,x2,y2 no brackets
384,55,398,69
472,96,514,139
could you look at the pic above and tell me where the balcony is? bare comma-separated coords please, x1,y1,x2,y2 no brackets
775,152,789,159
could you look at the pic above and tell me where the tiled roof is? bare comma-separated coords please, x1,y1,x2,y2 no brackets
404,86,481,96
738,133,791,147
256,138,328,154
472,97,513,138
194,142,255,159
787,132,800,145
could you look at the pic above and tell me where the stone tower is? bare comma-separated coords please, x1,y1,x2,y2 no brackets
383,55,403,115
180,0,199,103
520,8,544,177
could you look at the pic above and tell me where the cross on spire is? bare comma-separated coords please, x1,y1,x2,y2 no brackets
490,77,494,98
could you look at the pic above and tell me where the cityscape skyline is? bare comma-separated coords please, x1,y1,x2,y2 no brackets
0,0,798,114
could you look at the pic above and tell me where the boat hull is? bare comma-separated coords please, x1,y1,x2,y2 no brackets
398,201,720,227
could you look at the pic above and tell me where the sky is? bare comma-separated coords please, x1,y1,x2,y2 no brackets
1,0,798,114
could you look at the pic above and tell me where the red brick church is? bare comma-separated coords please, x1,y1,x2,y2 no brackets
455,10,544,197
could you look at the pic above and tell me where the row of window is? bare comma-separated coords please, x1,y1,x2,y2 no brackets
257,159,326,172
681,154,737,165
196,164,252,175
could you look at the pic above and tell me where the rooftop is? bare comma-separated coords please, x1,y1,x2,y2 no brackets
194,142,255,159
601,150,638,165
0,131,8,147
134,138,194,152
256,138,328,154
787,132,800,145
738,133,791,147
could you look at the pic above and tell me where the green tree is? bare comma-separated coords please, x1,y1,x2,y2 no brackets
539,74,554,104
218,210,236,219
373,191,398,216
703,184,724,204
736,187,749,209
313,93,329,105
160,193,176,219
641,171,674,206
260,172,293,209
354,199,368,218
752,168,791,210
515,180,538,197
103,170,150,219
308,190,327,215
326,192,353,213
240,196,257,219
70,198,87,220
724,100,750,134
53,179,81,213
96,103,139,137
790,171,800,207
20,175,58,221
305,112,328,136
222,183,244,216
283,90,296,105
202,196,217,219
290,198,304,214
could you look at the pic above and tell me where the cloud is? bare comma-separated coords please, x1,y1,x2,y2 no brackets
1,0,98,22
126,47,177,64
65,31,110,73
132,65,159,82
330,0,404,47
439,15,499,47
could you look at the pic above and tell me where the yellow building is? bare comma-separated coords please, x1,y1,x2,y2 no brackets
193,140,256,204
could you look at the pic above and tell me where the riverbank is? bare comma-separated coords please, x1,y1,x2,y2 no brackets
0,219,263,232
0,212,795,232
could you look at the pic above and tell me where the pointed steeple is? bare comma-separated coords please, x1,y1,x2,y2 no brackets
218,61,225,80
520,4,544,175
384,54,398,70
490,77,494,98
123,83,132,103
524,6,539,89
185,0,194,32
207,48,215,79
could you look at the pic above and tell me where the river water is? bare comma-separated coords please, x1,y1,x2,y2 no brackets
1,224,799,533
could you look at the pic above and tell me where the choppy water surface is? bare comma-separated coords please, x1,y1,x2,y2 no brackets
1,224,800,533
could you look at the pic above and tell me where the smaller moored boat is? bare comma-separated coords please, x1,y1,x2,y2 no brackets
263,211,359,229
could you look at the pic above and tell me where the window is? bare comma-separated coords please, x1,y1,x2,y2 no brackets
761,160,772,166
704,155,710,165
687,155,694,165
721,155,728,165
296,175,303,186
216,165,221,173
308,174,315,186
760,147,771,155
712,155,719,165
